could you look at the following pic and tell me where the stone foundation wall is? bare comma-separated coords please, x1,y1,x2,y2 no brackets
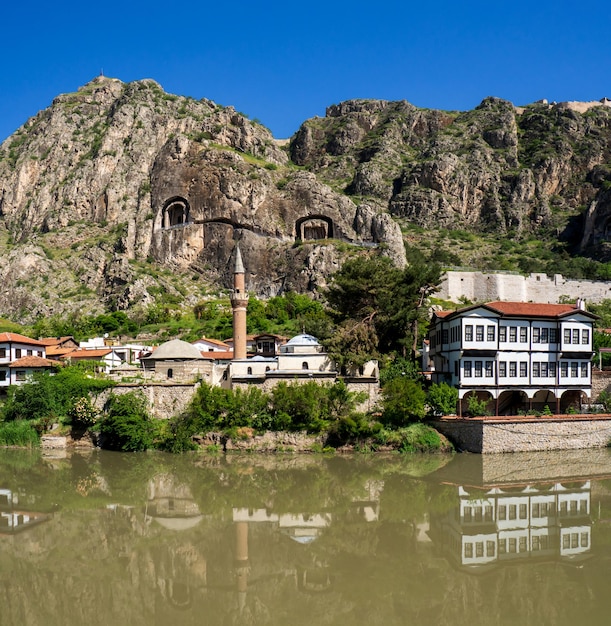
592,370,611,400
431,416,611,453
94,383,199,420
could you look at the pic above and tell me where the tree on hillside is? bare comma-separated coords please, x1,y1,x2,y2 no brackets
324,252,441,365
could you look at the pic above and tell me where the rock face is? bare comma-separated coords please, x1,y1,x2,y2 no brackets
0,77,405,322
2,79,611,323
290,96,611,247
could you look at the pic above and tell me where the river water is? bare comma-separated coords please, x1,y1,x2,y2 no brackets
2,447,611,625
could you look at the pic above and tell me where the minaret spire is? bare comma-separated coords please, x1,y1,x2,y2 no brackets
230,244,249,360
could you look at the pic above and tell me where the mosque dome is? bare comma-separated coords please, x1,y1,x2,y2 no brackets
148,339,203,360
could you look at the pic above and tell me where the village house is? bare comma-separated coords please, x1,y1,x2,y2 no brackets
0,333,59,389
427,300,596,415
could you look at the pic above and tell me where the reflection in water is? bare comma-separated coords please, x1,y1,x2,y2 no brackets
430,482,592,571
0,487,51,534
2,449,611,625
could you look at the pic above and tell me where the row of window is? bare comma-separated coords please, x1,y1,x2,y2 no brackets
0,348,43,359
464,532,590,560
459,325,590,345
463,499,588,522
462,360,589,378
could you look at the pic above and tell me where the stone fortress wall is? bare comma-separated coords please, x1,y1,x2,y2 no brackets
437,271,611,305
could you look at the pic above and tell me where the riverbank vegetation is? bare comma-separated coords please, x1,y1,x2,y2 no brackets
0,372,455,453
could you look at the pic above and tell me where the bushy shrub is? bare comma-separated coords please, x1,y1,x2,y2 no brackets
381,378,426,426
99,392,154,451
375,423,447,452
466,392,489,417
427,382,458,416
1,365,113,424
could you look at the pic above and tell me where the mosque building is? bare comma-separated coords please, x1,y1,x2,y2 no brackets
141,244,380,406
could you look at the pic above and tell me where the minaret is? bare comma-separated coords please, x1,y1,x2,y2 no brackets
230,245,249,360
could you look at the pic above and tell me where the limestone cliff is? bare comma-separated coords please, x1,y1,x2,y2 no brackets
291,96,611,250
3,77,611,325
0,77,405,322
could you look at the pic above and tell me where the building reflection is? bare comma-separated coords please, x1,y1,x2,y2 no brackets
0,488,51,535
429,481,592,571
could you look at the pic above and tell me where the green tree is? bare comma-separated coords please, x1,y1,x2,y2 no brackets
1,365,113,426
324,252,441,364
466,392,489,417
427,382,458,416
325,318,380,370
381,378,426,426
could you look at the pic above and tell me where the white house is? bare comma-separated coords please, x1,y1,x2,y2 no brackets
0,333,58,388
61,348,124,374
428,301,596,415
191,336,231,353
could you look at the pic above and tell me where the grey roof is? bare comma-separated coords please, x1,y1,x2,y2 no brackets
148,339,203,360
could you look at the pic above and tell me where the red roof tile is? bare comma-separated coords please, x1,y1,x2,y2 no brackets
198,350,234,361
38,336,77,346
435,301,595,321
193,337,230,348
9,356,60,368
485,301,578,317
0,333,46,346
45,346,75,357
62,349,112,359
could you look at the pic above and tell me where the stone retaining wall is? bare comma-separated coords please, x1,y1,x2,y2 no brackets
592,370,611,400
94,383,199,420
431,415,611,453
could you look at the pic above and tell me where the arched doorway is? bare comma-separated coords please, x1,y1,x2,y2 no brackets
295,215,334,241
460,390,494,417
162,197,191,228
496,390,528,416
532,389,558,414
560,390,586,414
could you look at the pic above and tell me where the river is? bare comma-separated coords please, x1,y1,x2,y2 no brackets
1,447,611,625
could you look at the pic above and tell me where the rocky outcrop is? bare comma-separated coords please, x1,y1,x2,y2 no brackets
291,96,611,244
0,78,406,322
3,79,611,324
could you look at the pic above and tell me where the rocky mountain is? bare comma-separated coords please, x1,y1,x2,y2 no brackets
0,76,405,323
2,77,611,324
291,96,611,265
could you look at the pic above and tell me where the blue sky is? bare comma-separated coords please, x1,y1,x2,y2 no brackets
2,0,611,142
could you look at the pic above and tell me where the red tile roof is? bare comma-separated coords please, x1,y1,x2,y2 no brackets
434,301,594,321
198,350,234,361
62,349,112,359
485,301,578,317
45,346,75,357
193,337,230,348
0,333,46,346
9,356,60,368
39,336,77,346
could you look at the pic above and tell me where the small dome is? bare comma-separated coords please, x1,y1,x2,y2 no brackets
285,334,321,346
149,339,203,360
